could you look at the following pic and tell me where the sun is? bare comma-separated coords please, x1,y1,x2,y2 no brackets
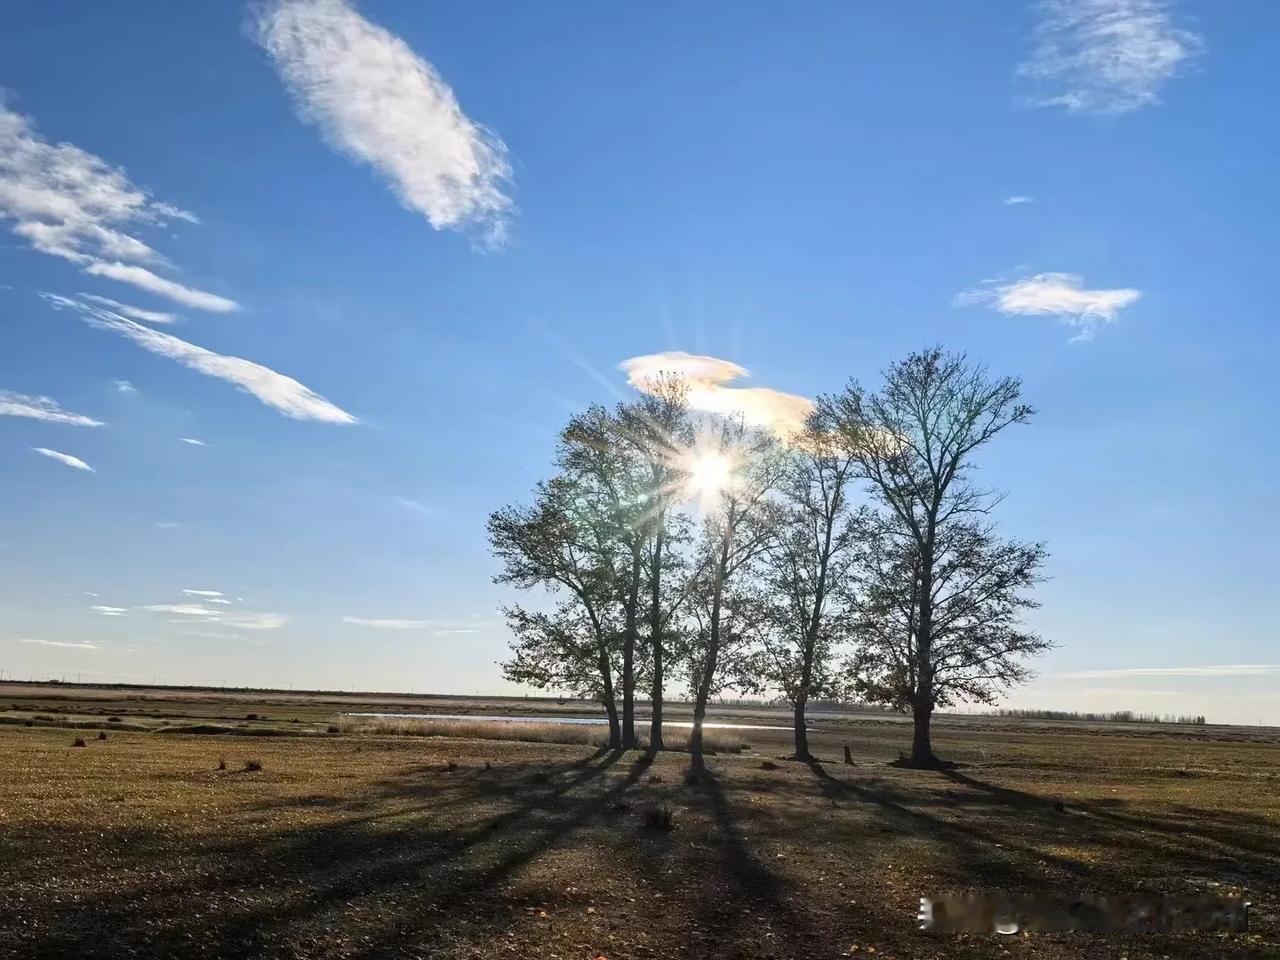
685,449,734,501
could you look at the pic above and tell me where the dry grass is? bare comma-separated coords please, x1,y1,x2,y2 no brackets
0,711,1278,959
334,716,745,753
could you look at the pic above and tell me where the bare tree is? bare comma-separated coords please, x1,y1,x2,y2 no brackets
500,602,621,734
821,348,1042,767
488,475,623,748
848,513,1049,748
614,376,692,752
560,405,649,748
758,414,859,761
684,420,785,759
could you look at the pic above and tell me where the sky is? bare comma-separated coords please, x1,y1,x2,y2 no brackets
1,0,1277,724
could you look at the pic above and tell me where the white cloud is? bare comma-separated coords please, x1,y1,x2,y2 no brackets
620,351,814,438
141,603,223,617
954,272,1140,340
90,605,127,616
178,438,207,446
16,637,98,650
81,294,179,325
0,390,103,426
222,611,287,631
255,0,512,245
140,601,286,631
0,102,238,310
1004,195,1035,205
182,589,224,597
343,616,433,629
112,379,137,394
1018,0,1204,115
32,447,94,472
1061,664,1280,679
84,262,237,313
393,496,431,515
43,294,358,424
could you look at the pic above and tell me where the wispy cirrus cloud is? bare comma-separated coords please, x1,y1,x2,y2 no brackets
112,379,137,394
343,616,433,629
1004,195,1035,205
32,447,94,472
80,294,178,325
90,605,128,616
178,438,207,446
17,637,98,650
954,272,1140,340
141,600,286,631
1061,664,1280,679
254,0,513,245
0,102,238,311
1018,0,1204,115
1,390,102,426
620,351,814,438
182,589,224,598
43,294,358,424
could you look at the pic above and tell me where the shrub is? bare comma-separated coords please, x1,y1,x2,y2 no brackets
72,737,86,748
245,713,259,721
759,760,780,771
107,717,121,723
326,724,340,734
97,731,108,741
217,757,227,771
640,803,675,831
243,759,263,772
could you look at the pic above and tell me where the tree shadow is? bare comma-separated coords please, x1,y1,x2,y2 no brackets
12,748,652,959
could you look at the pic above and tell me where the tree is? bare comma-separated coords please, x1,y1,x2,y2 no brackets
683,420,784,759
500,602,621,731
847,512,1049,745
614,376,692,752
560,405,649,748
758,413,859,761
488,475,624,748
821,347,1043,767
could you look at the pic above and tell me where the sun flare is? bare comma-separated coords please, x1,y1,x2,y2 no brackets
685,450,734,501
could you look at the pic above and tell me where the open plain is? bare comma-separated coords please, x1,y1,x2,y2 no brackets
0,683,1277,959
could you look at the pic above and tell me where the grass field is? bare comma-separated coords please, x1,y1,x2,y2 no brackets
0,683,1277,959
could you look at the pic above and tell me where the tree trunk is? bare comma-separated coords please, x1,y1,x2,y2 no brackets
909,698,935,767
648,526,665,752
597,644,621,751
908,545,939,768
621,547,641,749
691,549,727,761
793,691,811,762
602,693,621,751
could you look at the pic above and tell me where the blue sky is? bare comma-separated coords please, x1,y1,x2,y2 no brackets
1,1,1276,722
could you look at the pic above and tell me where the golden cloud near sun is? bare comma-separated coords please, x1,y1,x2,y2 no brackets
618,351,813,438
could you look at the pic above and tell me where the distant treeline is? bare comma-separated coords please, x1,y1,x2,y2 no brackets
982,708,1207,725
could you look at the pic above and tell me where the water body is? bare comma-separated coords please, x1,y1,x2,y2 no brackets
343,711,799,732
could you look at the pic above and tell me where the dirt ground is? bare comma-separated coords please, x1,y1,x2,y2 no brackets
0,686,1277,959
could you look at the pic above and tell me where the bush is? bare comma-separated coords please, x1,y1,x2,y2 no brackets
243,759,263,772
97,731,108,741
326,724,340,734
245,713,259,721
759,760,780,771
640,803,675,831
72,737,86,748
218,757,227,771
107,717,121,723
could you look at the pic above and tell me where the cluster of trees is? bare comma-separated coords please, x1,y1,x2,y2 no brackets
488,348,1049,767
